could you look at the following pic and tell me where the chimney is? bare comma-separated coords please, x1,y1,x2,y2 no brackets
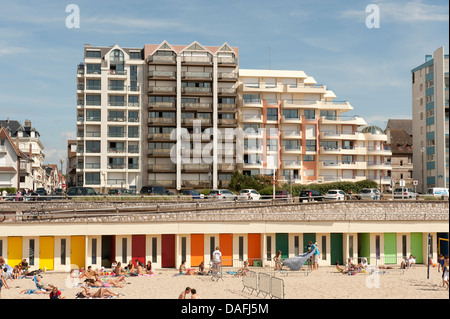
25,119,31,127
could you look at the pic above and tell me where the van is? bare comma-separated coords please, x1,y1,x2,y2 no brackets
426,188,449,198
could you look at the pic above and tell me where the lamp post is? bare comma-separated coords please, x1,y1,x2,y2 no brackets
421,147,425,194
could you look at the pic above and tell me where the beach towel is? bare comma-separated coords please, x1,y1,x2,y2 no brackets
282,251,315,271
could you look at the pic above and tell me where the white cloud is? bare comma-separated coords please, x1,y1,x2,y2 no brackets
340,0,449,23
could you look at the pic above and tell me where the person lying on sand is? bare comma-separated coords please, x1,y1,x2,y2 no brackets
78,286,120,298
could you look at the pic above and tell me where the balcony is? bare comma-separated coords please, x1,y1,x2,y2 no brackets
108,100,126,107
85,132,101,138
148,101,176,110
282,160,302,169
108,85,126,91
148,86,176,94
182,102,212,112
181,87,212,95
84,163,101,170
148,55,176,64
281,116,302,124
282,146,302,154
218,118,237,126
285,84,327,93
218,72,238,81
148,117,176,125
128,146,139,153
181,180,210,188
218,103,236,112
181,56,212,64
148,164,176,172
107,147,126,154
367,146,392,155
240,114,263,123
281,130,301,139
182,72,212,80
107,179,127,185
282,99,317,108
181,118,211,126
320,115,362,125
85,116,101,122
148,148,172,156
128,86,140,92
107,132,126,138
108,70,127,76
148,133,173,141
218,163,235,172
217,57,237,65
128,164,139,170
367,161,392,170
108,116,127,122
182,164,211,172
242,99,262,108
218,87,236,95
107,163,126,170
148,70,176,79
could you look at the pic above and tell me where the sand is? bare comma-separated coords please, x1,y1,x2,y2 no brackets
1,265,447,300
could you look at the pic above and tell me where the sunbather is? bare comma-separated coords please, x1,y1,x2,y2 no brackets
34,275,55,291
78,286,120,298
235,261,249,277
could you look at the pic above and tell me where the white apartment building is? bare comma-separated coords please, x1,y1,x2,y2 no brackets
76,44,145,193
238,69,392,187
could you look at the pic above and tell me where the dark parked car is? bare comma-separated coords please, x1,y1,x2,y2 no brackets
67,187,99,198
140,186,172,195
299,190,324,202
108,188,133,196
180,190,204,199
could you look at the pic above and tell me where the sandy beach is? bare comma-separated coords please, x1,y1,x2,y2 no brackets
1,265,448,300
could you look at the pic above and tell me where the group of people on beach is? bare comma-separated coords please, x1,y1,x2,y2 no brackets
178,286,200,299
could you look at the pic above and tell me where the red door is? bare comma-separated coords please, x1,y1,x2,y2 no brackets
132,235,146,267
161,234,175,268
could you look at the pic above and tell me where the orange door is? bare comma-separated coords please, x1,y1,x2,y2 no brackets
190,234,204,268
219,234,233,266
248,234,261,266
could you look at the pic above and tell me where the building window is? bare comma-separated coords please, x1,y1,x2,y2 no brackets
304,109,315,120
152,237,157,263
122,238,127,264
86,51,101,58
92,238,97,265
85,173,100,185
304,155,315,161
29,239,35,266
267,108,278,121
129,52,141,59
321,236,326,261
266,236,272,261
239,237,244,262
86,64,101,74
305,140,316,151
61,239,66,265
181,237,187,264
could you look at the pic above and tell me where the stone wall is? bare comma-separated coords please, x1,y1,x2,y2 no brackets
0,200,447,224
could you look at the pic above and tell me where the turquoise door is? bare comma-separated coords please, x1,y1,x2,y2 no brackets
275,233,289,260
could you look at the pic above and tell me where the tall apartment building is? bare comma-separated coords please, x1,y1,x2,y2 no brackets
76,45,145,193
411,46,449,193
238,69,392,188
144,41,239,190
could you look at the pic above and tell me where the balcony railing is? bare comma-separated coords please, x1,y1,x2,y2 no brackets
148,164,176,172
107,178,127,185
149,101,175,109
182,118,211,125
148,133,173,140
108,85,125,91
148,148,172,156
182,102,212,111
181,87,212,94
85,132,101,138
217,57,237,64
128,146,139,153
182,72,212,79
148,70,176,78
107,132,126,138
85,163,100,169
108,101,126,107
108,147,126,153
148,117,176,124
108,116,127,122
218,72,238,80
108,163,126,169
148,86,176,93
128,164,139,170
149,55,176,63
218,88,236,95
181,56,212,64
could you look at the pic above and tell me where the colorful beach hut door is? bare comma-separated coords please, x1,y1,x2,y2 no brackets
384,233,397,264
101,235,115,268
161,234,175,268
132,235,146,267
71,236,85,269
219,234,233,266
275,234,289,260
330,233,343,265
39,237,54,270
303,233,316,253
410,233,423,264
7,237,22,268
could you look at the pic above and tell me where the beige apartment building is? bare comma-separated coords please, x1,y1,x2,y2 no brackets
238,69,392,187
144,41,239,191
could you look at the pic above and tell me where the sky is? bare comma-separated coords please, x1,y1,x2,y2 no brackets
0,0,448,169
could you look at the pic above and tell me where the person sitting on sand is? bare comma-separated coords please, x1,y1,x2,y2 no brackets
195,262,205,275
235,261,249,277
34,275,55,292
336,261,346,273
190,288,200,299
18,259,29,274
347,258,358,271
125,260,135,273
146,261,155,275
49,286,66,299
179,261,187,275
273,250,283,271
136,263,145,276
79,266,96,279
114,262,125,276
178,287,191,299
408,255,416,268
12,266,21,280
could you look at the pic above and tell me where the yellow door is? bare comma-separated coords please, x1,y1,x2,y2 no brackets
71,236,85,269
7,237,23,267
39,237,54,270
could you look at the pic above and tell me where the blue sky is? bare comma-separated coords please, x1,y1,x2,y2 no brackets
0,0,448,168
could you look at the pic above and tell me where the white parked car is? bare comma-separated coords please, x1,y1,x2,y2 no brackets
208,189,237,200
393,187,417,200
426,188,449,198
238,189,261,201
323,190,346,201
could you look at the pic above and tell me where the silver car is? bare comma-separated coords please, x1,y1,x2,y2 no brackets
208,189,237,200
393,187,417,200
359,188,378,200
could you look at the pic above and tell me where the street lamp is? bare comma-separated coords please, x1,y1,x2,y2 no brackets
421,147,425,193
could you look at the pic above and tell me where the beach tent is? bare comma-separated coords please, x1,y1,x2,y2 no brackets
282,250,315,271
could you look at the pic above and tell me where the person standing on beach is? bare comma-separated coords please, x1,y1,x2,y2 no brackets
178,287,191,299
212,246,222,271
312,242,321,270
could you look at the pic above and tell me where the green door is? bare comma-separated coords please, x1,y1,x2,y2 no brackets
411,233,423,264
303,233,316,253
275,233,289,260
358,233,371,264
384,233,397,264
330,233,343,265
